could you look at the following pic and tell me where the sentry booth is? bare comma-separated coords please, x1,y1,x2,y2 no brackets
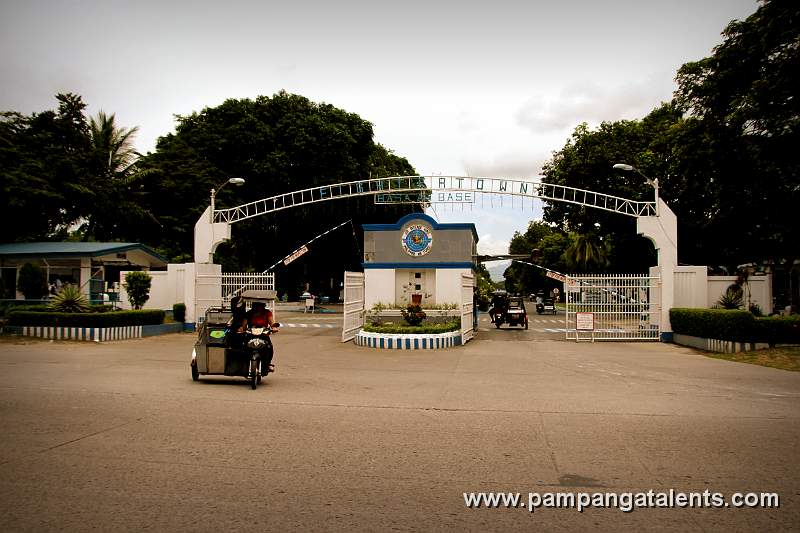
362,213,478,308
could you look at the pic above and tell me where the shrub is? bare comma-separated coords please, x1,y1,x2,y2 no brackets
362,321,460,334
755,316,800,345
716,288,743,309
0,303,48,317
49,284,90,313
17,263,47,299
7,309,165,327
400,304,426,326
173,303,186,322
671,308,800,345
670,308,756,342
124,271,152,309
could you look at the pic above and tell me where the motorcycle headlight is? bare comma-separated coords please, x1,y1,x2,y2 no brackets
247,338,266,349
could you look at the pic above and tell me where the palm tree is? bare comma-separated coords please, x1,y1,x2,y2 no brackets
81,112,157,240
564,233,610,273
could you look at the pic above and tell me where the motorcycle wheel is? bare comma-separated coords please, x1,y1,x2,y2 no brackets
495,321,501,329
250,361,258,390
525,321,529,330
191,363,199,382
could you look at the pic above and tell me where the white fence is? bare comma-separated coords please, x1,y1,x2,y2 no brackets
221,272,275,306
460,273,474,344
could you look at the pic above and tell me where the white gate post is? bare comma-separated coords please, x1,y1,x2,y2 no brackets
637,198,677,341
194,206,232,264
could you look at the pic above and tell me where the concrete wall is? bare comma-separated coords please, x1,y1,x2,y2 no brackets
119,262,221,324
435,269,470,307
673,266,707,308
364,269,395,309
707,275,771,312
119,263,189,311
671,266,772,312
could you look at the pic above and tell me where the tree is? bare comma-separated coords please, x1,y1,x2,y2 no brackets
503,221,569,295
124,271,152,309
136,92,418,298
17,263,47,299
563,233,610,273
674,0,800,266
77,112,156,241
0,94,92,241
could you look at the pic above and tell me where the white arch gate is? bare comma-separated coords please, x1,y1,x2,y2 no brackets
194,175,677,341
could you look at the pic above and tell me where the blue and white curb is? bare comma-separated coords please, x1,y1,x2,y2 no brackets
673,333,770,353
22,325,143,342
355,330,462,350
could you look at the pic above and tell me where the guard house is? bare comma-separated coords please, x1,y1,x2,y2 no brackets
362,213,477,308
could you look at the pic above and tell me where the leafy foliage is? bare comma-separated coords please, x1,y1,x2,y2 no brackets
123,271,152,309
173,303,186,322
362,321,460,334
16,263,47,299
671,308,800,345
136,92,417,298
49,284,90,313
716,286,744,309
400,304,427,326
7,309,165,327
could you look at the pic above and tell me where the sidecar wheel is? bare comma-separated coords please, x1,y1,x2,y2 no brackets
191,363,199,381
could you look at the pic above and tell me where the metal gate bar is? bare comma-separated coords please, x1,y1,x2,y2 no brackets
565,274,660,341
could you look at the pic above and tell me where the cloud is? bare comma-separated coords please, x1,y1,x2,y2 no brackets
462,151,550,178
477,233,510,256
515,76,674,134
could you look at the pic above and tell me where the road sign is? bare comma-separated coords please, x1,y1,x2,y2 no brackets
283,245,309,265
576,312,594,331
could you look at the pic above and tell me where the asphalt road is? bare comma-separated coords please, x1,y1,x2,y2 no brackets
0,317,799,532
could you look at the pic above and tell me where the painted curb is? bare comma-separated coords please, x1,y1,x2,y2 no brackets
10,322,185,342
673,333,770,353
355,330,462,350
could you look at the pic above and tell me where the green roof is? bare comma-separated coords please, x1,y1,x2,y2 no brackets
0,242,168,265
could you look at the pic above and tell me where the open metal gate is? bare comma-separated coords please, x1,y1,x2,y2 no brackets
342,271,365,342
461,273,474,344
565,274,660,341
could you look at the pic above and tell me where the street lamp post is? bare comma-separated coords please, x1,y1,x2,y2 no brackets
210,177,246,222
613,163,659,215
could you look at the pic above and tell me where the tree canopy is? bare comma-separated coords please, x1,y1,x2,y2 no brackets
536,0,798,276
135,91,417,297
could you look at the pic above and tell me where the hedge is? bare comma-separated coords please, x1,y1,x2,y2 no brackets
362,321,461,334
7,309,165,328
670,308,800,344
756,316,800,345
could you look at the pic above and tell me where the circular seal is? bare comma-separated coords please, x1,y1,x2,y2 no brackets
401,224,433,256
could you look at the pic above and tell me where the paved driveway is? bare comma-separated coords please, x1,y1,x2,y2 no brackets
0,328,798,532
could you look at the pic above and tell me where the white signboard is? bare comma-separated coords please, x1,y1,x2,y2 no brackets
283,245,309,265
576,312,594,331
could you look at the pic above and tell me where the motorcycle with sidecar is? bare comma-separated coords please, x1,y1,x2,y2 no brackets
190,290,280,390
494,295,529,329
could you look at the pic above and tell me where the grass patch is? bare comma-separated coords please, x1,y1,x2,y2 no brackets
705,346,800,372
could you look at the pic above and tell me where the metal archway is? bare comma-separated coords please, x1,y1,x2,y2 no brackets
210,175,657,225
194,174,677,339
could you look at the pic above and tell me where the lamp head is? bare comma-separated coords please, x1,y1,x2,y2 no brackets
612,163,634,171
228,178,246,185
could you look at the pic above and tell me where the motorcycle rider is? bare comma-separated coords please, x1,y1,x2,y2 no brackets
239,301,278,374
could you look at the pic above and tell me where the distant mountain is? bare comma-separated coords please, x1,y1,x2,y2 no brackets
485,260,510,282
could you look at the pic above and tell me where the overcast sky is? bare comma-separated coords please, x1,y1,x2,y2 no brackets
1,0,758,268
